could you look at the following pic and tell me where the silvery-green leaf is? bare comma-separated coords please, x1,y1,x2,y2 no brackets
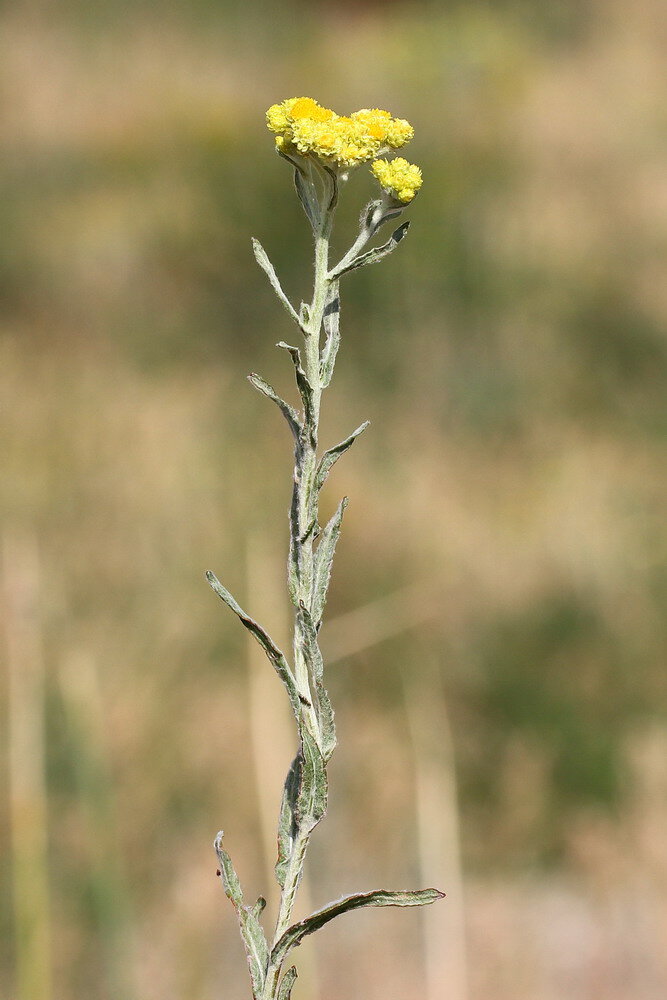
238,908,269,998
321,162,339,211
272,887,446,965
315,679,336,762
247,373,301,440
333,222,410,278
319,281,340,388
206,572,301,723
293,167,319,230
311,498,348,626
252,239,300,326
296,724,327,833
295,605,335,758
214,833,270,997
214,831,243,906
297,604,324,683
275,755,301,888
277,342,316,435
370,204,404,236
277,966,298,1000
316,422,370,490
287,481,301,607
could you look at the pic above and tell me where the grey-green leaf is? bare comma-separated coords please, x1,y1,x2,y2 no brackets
275,755,301,888
214,831,243,907
277,342,316,435
248,373,301,440
369,203,404,236
277,966,298,1000
252,238,300,326
295,607,336,759
311,498,348,626
319,280,340,388
315,679,336,762
214,833,270,997
316,422,369,491
298,604,324,683
293,167,319,230
296,724,327,833
206,572,301,723
272,887,445,965
333,222,410,278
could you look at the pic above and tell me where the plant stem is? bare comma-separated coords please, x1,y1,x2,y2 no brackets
263,182,335,1000
290,189,334,728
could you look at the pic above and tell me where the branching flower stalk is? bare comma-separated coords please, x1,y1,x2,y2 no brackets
206,97,443,1000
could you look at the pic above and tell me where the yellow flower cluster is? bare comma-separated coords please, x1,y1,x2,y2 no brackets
266,97,414,169
371,157,423,203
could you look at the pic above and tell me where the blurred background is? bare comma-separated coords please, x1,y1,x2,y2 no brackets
2,0,667,998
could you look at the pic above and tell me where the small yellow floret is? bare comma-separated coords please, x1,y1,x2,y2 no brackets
266,98,299,133
371,157,423,203
289,97,335,123
385,118,414,148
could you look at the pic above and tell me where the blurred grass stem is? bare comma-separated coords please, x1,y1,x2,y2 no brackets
3,529,52,1000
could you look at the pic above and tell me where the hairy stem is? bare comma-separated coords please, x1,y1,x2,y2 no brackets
265,176,335,997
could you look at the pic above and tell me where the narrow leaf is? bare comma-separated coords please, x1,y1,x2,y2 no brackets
273,887,446,965
311,498,348,626
319,280,340,388
206,572,301,722
277,966,298,1000
316,422,370,490
296,724,328,833
214,831,243,906
333,222,410,278
287,479,301,607
293,606,336,759
252,239,300,326
248,373,301,440
298,604,325,683
294,167,319,230
214,833,270,997
370,204,404,236
315,679,336,762
277,342,316,434
321,162,339,211
275,755,301,888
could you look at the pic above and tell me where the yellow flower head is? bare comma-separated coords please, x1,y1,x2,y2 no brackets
371,157,423,203
266,97,415,169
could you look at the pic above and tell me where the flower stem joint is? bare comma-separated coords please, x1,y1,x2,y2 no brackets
207,97,441,1000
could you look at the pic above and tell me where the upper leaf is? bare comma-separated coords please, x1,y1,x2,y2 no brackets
275,754,301,888
252,239,301,326
214,833,270,997
206,572,302,724
295,724,328,833
316,422,370,491
319,280,341,389
248,373,301,440
272,887,445,966
331,222,410,278
311,498,348,627
277,966,298,1000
